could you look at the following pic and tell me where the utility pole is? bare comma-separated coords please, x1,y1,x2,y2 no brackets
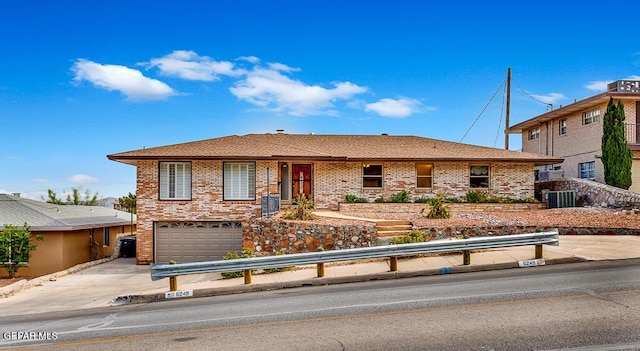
505,67,511,150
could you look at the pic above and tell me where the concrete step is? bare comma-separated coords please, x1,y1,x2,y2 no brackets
374,220,411,226
376,225,413,231
377,230,412,237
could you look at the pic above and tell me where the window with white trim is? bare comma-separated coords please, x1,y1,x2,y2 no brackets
582,108,600,125
469,165,489,188
559,119,567,135
159,162,191,200
528,127,540,140
362,164,383,188
224,162,256,200
579,161,595,179
416,163,433,188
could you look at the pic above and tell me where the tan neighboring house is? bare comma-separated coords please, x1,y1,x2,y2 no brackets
107,132,561,265
509,80,640,192
0,193,136,277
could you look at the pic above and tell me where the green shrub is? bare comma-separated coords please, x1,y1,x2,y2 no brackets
390,230,431,244
445,197,463,203
281,195,318,220
465,190,488,203
345,194,367,203
221,248,254,279
0,224,43,278
422,193,451,219
388,190,411,203
413,197,431,203
374,196,385,203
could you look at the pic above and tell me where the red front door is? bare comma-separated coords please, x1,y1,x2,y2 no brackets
292,164,312,199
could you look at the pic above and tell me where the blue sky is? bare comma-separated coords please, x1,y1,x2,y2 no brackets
1,0,639,201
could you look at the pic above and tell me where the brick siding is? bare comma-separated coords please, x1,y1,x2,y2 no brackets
135,159,535,263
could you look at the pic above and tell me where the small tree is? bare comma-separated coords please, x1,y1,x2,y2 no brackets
601,98,632,189
44,187,99,206
118,192,137,214
0,224,43,278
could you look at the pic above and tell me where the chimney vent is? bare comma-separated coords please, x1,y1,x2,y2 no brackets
12,193,20,198
276,129,284,134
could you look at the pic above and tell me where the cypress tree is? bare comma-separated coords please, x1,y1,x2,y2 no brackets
601,97,632,189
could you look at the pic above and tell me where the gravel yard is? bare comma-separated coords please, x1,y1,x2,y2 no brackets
306,207,640,229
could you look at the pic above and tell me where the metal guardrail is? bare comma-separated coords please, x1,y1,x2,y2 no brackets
151,230,559,286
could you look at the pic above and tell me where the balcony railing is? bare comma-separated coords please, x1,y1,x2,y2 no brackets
625,123,640,144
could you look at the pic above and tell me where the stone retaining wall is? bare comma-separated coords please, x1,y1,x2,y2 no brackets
244,219,378,256
339,202,544,214
537,178,640,209
415,225,640,240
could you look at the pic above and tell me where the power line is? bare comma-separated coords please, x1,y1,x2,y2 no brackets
460,77,507,143
514,80,552,107
493,82,507,148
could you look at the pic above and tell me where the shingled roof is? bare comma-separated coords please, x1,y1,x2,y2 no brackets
107,133,563,166
0,194,135,231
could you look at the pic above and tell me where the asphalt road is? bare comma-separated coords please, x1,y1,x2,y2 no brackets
1,260,639,351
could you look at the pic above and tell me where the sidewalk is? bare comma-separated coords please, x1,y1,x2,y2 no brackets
1,235,639,317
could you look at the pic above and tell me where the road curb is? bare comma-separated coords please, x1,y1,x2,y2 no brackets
113,256,587,305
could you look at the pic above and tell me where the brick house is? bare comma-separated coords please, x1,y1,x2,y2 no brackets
107,132,562,264
509,80,640,192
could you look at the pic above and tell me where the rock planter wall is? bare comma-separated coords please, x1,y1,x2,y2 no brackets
339,202,544,214
244,219,377,256
537,178,640,209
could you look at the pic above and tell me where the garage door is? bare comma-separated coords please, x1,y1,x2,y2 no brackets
154,221,244,264
631,159,640,194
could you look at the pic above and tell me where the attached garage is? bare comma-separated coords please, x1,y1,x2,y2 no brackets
154,221,244,264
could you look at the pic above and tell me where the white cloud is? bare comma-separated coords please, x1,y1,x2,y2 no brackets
585,80,610,91
230,65,368,116
237,56,260,64
72,59,175,101
530,92,566,105
32,178,49,184
3,155,21,160
365,98,428,118
69,174,99,184
585,75,640,91
146,50,243,81
267,62,300,73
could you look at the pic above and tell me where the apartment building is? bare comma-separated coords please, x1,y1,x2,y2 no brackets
509,80,640,193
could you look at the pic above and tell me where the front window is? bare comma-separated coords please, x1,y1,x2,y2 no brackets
159,162,191,200
469,165,489,188
416,163,433,188
363,164,383,188
579,161,595,179
103,227,110,247
582,109,600,125
224,162,256,200
528,128,540,140
559,119,567,135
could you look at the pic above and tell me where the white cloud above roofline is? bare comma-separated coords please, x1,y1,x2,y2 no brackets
69,174,99,184
72,59,176,101
365,97,433,118
585,75,640,91
144,50,245,81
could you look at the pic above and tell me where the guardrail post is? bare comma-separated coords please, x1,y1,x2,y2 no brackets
389,256,398,271
244,269,252,284
317,263,325,277
535,244,543,259
169,260,177,291
463,250,471,265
